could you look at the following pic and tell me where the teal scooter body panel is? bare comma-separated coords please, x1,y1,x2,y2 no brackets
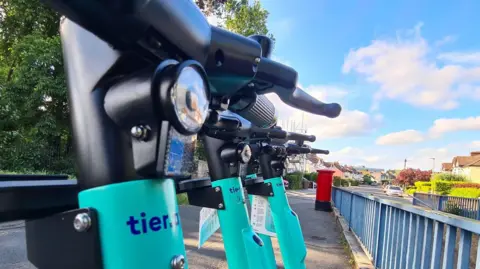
211,177,274,269
78,179,188,269
245,174,277,269
265,177,307,269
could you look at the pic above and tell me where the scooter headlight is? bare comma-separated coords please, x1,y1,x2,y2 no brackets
154,60,210,135
171,66,209,133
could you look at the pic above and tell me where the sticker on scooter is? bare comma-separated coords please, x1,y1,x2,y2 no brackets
198,207,220,249
250,195,276,237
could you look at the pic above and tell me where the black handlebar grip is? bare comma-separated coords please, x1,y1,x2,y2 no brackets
234,95,277,128
267,128,287,139
286,144,311,154
310,148,330,155
278,88,342,118
286,132,316,142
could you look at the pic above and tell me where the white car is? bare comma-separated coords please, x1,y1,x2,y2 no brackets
385,186,403,197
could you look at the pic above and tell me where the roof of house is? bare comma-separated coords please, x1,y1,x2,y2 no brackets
452,155,480,167
441,163,453,171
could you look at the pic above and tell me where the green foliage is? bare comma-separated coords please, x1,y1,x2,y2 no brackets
432,180,467,195
431,173,466,182
363,174,372,184
350,180,359,186
406,187,417,195
333,176,341,187
449,188,480,198
305,172,318,182
444,201,463,216
176,193,189,205
414,181,432,192
340,178,350,187
285,173,303,190
224,0,273,39
0,0,72,174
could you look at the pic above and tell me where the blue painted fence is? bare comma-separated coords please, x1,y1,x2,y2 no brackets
332,187,480,269
413,192,480,220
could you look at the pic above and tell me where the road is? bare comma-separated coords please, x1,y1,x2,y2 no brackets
345,185,413,204
0,190,349,269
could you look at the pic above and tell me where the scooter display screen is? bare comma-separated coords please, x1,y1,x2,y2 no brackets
164,128,197,178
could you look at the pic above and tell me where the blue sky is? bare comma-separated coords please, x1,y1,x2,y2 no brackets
255,0,480,171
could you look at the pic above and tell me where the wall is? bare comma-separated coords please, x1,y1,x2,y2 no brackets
468,167,480,182
333,169,344,179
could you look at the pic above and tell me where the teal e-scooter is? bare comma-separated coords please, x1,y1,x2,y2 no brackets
245,138,329,269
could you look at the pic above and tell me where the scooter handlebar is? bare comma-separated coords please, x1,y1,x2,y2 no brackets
286,132,316,142
310,148,329,155
278,88,342,119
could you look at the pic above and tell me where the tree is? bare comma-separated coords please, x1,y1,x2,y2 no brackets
363,174,373,185
394,168,432,186
0,0,72,173
195,0,274,39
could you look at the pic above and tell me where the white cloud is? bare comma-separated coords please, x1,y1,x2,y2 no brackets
322,140,480,171
437,52,480,64
376,130,425,145
327,147,382,166
342,23,480,110
429,116,480,138
271,55,292,67
434,35,456,47
472,141,480,148
268,84,380,139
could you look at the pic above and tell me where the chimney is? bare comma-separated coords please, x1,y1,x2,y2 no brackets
471,151,480,157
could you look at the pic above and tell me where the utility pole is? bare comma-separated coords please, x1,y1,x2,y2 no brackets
430,158,435,171
404,158,407,169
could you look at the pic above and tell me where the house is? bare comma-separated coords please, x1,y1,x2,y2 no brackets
354,166,385,182
441,163,453,173
370,171,383,182
381,170,396,182
450,152,480,182
320,161,344,178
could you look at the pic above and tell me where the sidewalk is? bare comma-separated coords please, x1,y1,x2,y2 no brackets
0,189,350,269
287,189,350,269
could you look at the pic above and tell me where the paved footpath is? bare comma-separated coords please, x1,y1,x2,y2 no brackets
0,189,349,269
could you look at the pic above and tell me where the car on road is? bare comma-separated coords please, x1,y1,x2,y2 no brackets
283,179,289,189
385,185,403,197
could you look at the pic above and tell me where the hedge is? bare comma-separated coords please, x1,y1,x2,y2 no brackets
285,174,303,190
432,180,480,194
431,173,466,182
449,188,480,198
333,176,341,187
414,181,431,192
406,187,416,195
452,182,480,189
350,180,359,186
431,180,464,195
307,172,318,182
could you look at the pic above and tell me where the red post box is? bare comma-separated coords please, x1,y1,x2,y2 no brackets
315,169,335,211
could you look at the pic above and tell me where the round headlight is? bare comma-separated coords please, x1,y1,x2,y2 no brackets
171,66,209,133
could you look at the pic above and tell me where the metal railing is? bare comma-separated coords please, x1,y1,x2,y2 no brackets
332,187,480,269
414,192,480,220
